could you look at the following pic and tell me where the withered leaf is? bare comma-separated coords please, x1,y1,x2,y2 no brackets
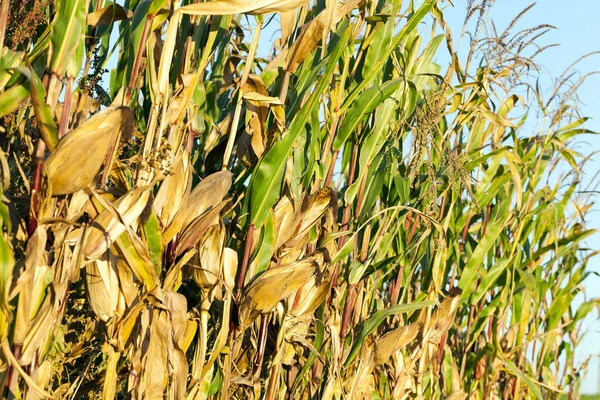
163,171,232,245
44,107,133,195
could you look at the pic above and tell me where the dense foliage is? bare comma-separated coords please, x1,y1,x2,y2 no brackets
0,0,597,398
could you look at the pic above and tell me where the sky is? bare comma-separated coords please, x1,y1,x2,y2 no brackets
439,0,600,393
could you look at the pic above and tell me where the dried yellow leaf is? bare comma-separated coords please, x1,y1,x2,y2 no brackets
179,0,309,16
374,323,421,365
83,186,151,261
238,258,316,327
163,170,232,245
44,106,132,195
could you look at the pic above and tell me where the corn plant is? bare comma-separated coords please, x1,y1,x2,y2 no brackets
0,0,597,398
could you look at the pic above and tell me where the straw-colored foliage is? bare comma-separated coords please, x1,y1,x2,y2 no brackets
0,0,597,398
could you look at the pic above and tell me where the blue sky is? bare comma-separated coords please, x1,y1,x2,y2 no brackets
440,0,600,393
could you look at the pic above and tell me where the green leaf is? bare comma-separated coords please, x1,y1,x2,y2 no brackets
49,0,86,77
248,26,351,228
471,258,510,304
502,358,543,399
142,210,163,273
0,84,29,118
252,211,275,275
16,65,59,150
338,0,437,114
115,230,158,290
458,200,511,304
333,79,405,151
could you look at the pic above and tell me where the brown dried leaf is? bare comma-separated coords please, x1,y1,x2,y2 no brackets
179,0,309,16
222,247,238,290
154,150,192,227
239,258,317,327
273,194,301,251
429,289,462,339
243,75,272,158
374,323,421,365
85,251,123,322
290,252,330,317
286,0,361,73
165,74,200,126
86,4,132,26
83,186,151,261
163,170,232,245
175,200,229,257
192,222,225,288
44,106,133,195
296,187,336,236
279,10,296,44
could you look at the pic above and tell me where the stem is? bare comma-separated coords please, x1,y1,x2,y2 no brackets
27,140,46,236
278,70,291,105
340,284,357,340
58,77,74,138
253,315,269,376
0,0,9,55
459,305,475,380
102,349,120,400
4,344,22,399
125,16,153,105
460,210,473,252
323,149,338,188
436,332,447,376
165,235,178,267
222,18,263,170
265,358,280,400
234,223,254,301
319,116,341,189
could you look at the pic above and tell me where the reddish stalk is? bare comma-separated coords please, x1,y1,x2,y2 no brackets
27,140,46,236
234,223,255,301
265,359,279,400
460,210,473,252
331,142,360,288
481,204,492,237
340,284,357,340
0,0,9,51
390,264,404,305
125,16,152,105
253,315,269,376
317,114,342,190
338,150,370,336
4,344,22,399
323,149,339,188
459,306,475,380
58,76,74,138
407,213,420,245
436,332,447,377
165,236,178,267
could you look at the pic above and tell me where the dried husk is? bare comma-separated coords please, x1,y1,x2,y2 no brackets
83,186,151,261
238,259,317,327
163,170,232,245
374,323,421,365
44,106,132,195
